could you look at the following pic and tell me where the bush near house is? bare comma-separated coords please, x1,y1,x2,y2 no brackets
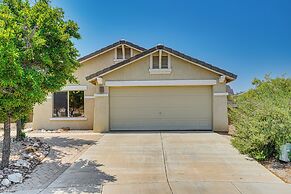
229,76,291,161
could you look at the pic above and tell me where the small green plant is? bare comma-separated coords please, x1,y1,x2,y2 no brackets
20,131,26,139
229,76,291,161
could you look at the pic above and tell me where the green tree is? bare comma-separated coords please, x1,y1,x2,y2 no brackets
0,0,80,168
229,76,291,161
16,113,29,141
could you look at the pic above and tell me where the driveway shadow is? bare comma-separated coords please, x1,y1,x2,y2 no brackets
45,159,116,193
7,134,109,193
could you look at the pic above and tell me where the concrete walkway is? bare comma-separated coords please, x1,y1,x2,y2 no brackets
8,132,291,194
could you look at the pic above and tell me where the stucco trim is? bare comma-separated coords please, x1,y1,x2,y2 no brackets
94,93,109,97
105,80,217,87
84,96,95,99
49,117,88,121
213,92,229,96
149,69,172,74
61,85,88,91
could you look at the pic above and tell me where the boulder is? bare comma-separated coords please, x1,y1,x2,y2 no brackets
22,153,34,160
8,173,23,183
24,146,37,153
1,179,11,187
33,142,40,147
14,159,30,168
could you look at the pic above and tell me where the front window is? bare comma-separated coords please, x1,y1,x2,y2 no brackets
53,91,84,118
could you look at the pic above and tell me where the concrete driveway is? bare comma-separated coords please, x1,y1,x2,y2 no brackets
37,132,290,194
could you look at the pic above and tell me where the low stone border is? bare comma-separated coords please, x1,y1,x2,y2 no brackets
0,137,50,191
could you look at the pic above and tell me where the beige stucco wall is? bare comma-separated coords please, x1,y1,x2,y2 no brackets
33,95,95,130
103,55,219,81
93,95,109,132
212,83,228,131
33,47,143,130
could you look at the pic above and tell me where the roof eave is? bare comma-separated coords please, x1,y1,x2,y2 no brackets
86,45,238,81
78,40,146,63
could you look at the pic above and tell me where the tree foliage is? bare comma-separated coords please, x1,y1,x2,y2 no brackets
0,0,80,167
229,76,291,161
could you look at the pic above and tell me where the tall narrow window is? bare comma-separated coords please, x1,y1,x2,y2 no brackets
161,56,168,69
152,56,159,69
125,47,131,59
53,91,84,118
116,47,123,59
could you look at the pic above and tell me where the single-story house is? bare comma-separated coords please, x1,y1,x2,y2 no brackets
33,40,237,132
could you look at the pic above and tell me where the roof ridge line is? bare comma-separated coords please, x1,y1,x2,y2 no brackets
78,40,146,63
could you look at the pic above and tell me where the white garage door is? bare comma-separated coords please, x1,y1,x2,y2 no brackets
110,86,212,130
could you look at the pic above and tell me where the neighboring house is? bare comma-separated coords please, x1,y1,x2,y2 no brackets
33,40,237,132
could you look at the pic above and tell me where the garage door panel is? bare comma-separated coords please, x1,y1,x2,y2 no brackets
111,87,210,96
110,118,211,130
110,86,212,130
110,108,211,119
110,96,211,109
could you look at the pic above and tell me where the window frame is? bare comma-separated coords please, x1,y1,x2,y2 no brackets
52,90,85,118
114,45,133,62
149,50,172,74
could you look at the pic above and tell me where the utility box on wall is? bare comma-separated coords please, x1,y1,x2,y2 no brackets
279,143,291,162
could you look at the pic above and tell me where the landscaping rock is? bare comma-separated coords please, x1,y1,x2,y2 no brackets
1,179,11,187
0,137,50,192
24,146,37,153
8,173,23,183
40,129,46,132
245,156,255,161
22,153,34,160
33,142,40,147
14,160,30,168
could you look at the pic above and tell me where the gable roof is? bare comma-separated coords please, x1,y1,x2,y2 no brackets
86,45,237,81
78,40,146,63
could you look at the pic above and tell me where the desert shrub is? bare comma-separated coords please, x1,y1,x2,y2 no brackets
229,76,291,161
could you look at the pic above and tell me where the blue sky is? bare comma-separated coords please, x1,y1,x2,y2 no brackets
52,0,291,92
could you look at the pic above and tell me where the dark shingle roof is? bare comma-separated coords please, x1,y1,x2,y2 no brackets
86,45,237,81
78,40,146,62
